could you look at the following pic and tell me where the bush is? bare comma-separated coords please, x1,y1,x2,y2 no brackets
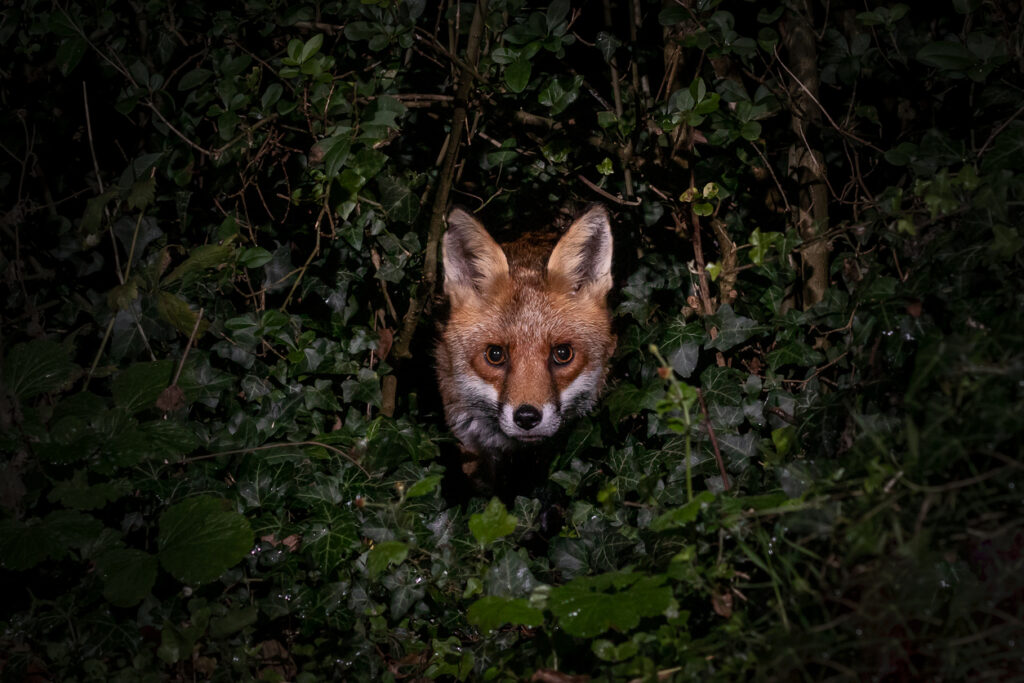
1,1,1021,680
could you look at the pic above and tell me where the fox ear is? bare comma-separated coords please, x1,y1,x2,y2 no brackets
547,204,613,297
443,208,509,297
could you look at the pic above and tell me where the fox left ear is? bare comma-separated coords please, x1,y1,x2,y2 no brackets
547,204,613,297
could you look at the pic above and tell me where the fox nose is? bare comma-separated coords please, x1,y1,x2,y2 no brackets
513,404,542,430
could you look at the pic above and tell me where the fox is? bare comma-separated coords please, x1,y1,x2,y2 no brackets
435,204,616,494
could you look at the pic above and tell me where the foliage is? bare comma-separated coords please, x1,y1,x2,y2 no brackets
1,0,1022,680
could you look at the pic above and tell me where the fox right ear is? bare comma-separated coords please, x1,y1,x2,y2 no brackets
442,208,509,298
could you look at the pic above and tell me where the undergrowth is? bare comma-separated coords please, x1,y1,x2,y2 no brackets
1,1,1022,680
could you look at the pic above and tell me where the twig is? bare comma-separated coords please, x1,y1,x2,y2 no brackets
390,1,488,365
577,174,641,206
279,191,329,311
773,45,883,153
602,0,633,197
749,140,791,213
144,101,215,157
183,440,370,478
977,102,1024,160
413,28,487,83
698,389,730,491
82,82,123,278
172,307,205,386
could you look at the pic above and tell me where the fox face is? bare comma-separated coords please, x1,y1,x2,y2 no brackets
436,205,616,461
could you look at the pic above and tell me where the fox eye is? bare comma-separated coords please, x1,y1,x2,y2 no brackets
552,343,574,365
485,345,506,366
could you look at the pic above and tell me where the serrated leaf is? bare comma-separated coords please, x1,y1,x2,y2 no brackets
95,548,158,607
3,339,73,399
0,518,64,570
469,497,517,547
156,291,208,338
111,360,174,413
163,244,234,283
467,596,544,633
158,496,253,585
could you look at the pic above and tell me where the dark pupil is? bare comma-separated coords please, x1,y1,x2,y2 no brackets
488,346,504,363
555,345,571,361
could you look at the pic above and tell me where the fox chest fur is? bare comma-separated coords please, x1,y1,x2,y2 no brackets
435,205,616,476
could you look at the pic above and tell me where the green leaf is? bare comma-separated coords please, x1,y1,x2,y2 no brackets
56,36,87,76
916,41,976,71
378,175,420,224
469,497,517,547
650,491,716,531
81,189,119,234
299,34,324,63
95,548,158,607
156,292,208,338
111,360,175,413
772,426,796,457
367,540,409,578
209,605,259,638
48,471,126,510
158,496,253,585
0,518,64,570
163,244,234,283
504,56,532,93
239,246,273,268
405,474,442,498
606,379,662,423
538,75,582,116
466,596,544,633
2,339,73,399
548,574,673,638
706,304,762,351
592,638,639,662
177,68,212,90
304,507,359,573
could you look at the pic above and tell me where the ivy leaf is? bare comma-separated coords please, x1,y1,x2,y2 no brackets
706,304,762,351
304,508,360,573
466,596,544,633
158,496,253,585
469,497,517,547
485,550,539,597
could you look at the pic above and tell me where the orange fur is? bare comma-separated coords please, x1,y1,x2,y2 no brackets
436,205,616,478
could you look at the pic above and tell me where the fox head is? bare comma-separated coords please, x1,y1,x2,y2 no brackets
436,205,616,459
